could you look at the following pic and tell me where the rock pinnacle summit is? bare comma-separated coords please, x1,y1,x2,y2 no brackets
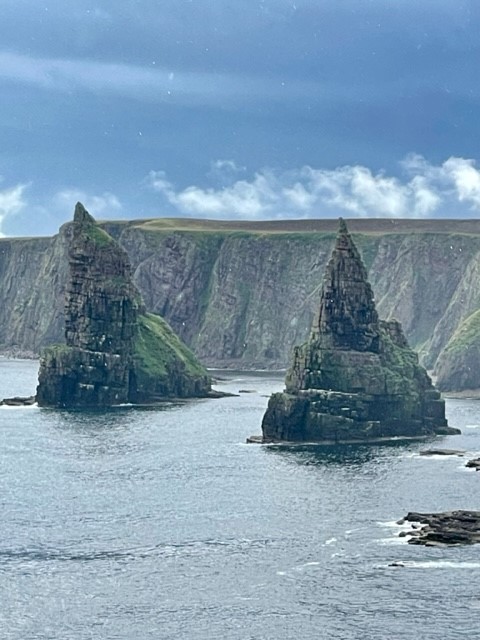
36,203,212,407
258,218,460,443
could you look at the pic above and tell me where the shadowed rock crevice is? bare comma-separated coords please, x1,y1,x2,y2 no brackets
259,219,460,443
36,203,211,407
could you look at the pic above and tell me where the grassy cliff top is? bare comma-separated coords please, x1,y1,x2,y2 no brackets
3,216,480,243
128,217,480,236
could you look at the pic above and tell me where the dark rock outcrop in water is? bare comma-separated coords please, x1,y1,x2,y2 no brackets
259,219,459,443
0,396,36,406
466,457,480,471
36,203,211,407
399,511,480,546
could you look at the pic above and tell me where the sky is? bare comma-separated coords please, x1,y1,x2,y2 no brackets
1,0,480,236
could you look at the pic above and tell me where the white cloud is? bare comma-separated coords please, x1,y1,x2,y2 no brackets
442,157,480,207
0,182,28,236
211,159,245,174
149,170,280,217
403,154,480,211
52,189,122,217
147,160,445,219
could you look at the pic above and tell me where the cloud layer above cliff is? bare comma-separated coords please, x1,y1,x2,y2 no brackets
147,155,480,219
1,0,480,234
4,154,480,236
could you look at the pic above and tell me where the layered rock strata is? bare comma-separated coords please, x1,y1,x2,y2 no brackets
3,218,480,388
260,219,459,443
36,203,211,407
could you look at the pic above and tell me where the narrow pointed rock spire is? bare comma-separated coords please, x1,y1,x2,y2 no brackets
312,218,379,351
254,218,460,443
37,203,212,407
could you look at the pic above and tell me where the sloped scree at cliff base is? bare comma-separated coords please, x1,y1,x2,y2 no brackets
257,219,460,443
36,203,211,408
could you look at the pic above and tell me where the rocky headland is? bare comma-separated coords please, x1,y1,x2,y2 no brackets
36,203,212,408
2,217,480,391
257,219,460,443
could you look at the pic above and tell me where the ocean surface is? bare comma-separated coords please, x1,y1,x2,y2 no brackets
1,359,480,640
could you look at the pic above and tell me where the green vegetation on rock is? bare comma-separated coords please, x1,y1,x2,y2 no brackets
435,309,480,391
5,216,480,389
259,219,458,443
439,308,480,355
134,312,208,378
85,224,115,248
37,203,212,407
132,313,211,401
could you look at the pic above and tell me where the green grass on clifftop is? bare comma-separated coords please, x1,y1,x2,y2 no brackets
133,312,208,379
85,224,116,247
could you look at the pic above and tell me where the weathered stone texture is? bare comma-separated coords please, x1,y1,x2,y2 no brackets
261,219,459,443
37,203,211,407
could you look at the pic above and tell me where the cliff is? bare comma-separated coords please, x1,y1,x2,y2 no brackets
36,204,211,407
2,217,480,389
259,219,457,443
434,309,480,392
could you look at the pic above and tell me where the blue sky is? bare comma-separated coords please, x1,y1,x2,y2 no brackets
1,0,480,235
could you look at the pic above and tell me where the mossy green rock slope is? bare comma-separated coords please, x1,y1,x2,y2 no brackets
36,203,211,407
435,309,480,392
260,220,460,443
132,312,210,402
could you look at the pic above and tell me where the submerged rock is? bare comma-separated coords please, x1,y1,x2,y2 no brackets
401,511,480,546
419,449,466,457
258,219,460,443
36,203,211,407
0,396,36,406
466,458,480,471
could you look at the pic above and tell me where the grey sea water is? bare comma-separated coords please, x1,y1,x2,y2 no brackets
1,359,480,640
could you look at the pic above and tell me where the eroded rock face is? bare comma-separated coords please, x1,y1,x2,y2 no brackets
261,219,460,442
37,203,211,407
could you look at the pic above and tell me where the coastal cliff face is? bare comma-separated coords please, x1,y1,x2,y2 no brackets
2,217,480,388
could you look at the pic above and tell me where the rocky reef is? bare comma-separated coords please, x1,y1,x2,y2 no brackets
36,203,211,407
259,219,460,443
399,511,480,546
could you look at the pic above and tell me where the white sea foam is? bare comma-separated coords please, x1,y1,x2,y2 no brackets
325,537,337,545
378,536,409,546
0,403,38,410
276,561,320,577
377,520,412,531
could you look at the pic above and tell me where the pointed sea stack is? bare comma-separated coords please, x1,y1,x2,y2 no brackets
37,203,211,407
260,219,460,442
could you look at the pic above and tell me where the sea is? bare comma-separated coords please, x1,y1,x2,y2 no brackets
1,358,479,640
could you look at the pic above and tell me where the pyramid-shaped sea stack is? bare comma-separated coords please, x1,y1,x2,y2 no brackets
260,219,460,442
37,203,211,407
